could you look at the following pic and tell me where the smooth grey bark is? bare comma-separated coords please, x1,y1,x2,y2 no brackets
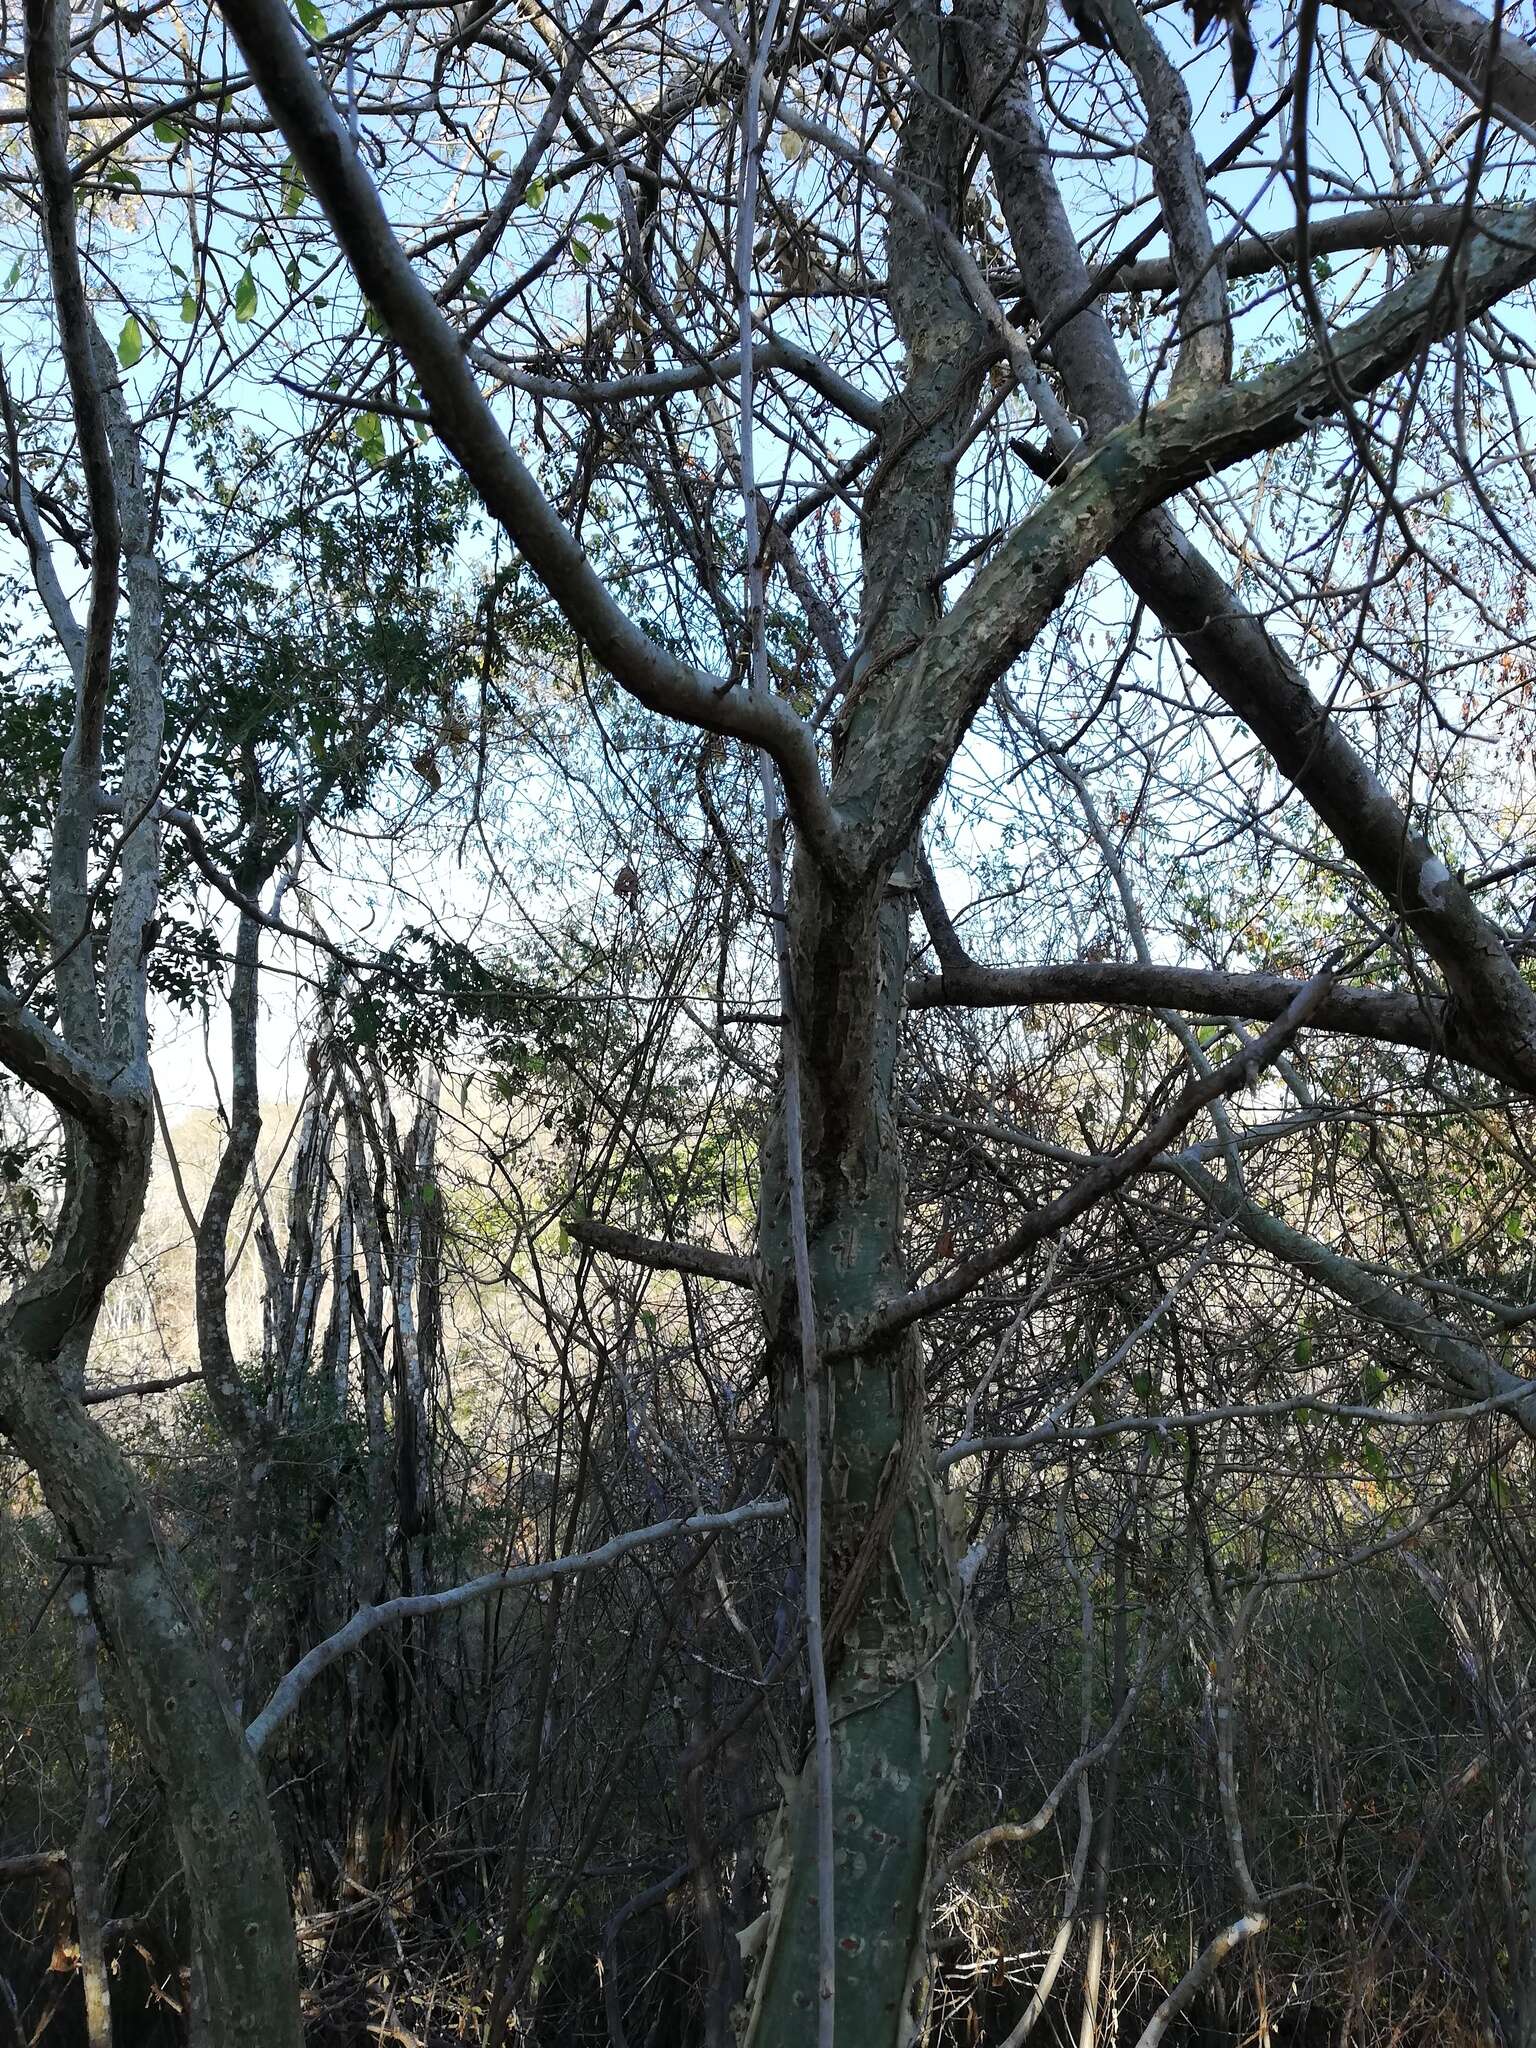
0,1124,303,2048
341,1079,393,1591
392,1076,440,1584
195,912,283,1708
1132,1914,1269,2048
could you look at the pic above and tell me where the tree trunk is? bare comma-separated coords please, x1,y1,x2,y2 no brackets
0,1132,303,2048
741,10,985,2036
745,877,973,2046
2,1419,301,2048
1,17,303,2033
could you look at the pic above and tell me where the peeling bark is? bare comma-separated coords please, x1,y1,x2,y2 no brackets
742,10,982,2035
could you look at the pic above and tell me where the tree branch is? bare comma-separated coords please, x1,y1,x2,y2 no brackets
245,1498,789,1754
837,194,1536,869
963,6,1536,1094
1174,1157,1536,1433
842,969,1336,1350
567,1216,756,1287
209,0,852,883
1111,201,1515,294
25,0,122,1052
907,957,1514,1082
1132,1913,1269,2048
1332,0,1536,131
0,983,127,1135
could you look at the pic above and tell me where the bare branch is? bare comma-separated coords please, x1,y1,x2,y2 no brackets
25,0,122,1050
1333,0,1536,130
567,1217,756,1288
1175,1158,1536,1433
843,970,1336,1349
908,957,1508,1081
245,1499,790,1754
209,0,852,882
1131,1913,1269,2048
1112,201,1517,294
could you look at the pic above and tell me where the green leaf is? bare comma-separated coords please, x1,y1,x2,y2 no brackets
180,288,197,324
363,302,387,336
0,257,20,292
116,315,144,368
102,161,142,193
352,410,386,468
234,267,258,323
1507,1208,1526,1243
280,155,305,216
571,239,591,267
523,174,546,209
295,0,328,35
153,116,185,145
1357,1423,1387,1469
1294,1331,1313,1367
580,210,613,232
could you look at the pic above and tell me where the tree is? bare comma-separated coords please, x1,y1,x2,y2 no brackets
0,5,300,2036
5,0,1536,2037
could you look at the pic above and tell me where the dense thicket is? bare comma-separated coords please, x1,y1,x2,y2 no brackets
4,0,1536,2040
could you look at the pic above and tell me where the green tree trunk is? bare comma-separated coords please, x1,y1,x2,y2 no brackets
743,15,987,2033
745,877,973,2045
